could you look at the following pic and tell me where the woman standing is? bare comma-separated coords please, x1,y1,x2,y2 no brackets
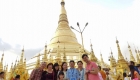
41,63,54,80
129,65,140,80
53,63,59,80
58,62,67,80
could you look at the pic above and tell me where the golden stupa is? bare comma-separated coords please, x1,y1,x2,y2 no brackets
26,0,94,71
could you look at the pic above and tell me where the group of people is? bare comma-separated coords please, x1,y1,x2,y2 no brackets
123,61,140,80
29,54,110,80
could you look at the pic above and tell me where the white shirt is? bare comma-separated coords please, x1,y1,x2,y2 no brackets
98,73,103,80
124,77,129,80
78,68,85,80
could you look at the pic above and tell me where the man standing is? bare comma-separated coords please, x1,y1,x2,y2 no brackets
29,62,47,80
66,60,80,80
77,61,85,80
82,54,100,80
98,66,106,80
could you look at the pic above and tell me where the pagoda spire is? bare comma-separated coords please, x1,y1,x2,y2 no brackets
100,53,104,63
42,44,48,62
0,51,4,71
35,53,40,68
128,43,135,62
24,58,26,68
116,38,124,60
109,48,116,68
49,0,78,45
58,0,68,23
100,53,104,67
90,41,97,62
63,43,67,62
19,47,24,65
56,40,61,59
55,39,62,64
134,45,140,64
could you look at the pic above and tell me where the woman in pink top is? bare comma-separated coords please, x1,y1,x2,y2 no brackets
82,54,100,80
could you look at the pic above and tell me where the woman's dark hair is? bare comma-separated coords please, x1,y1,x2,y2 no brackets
129,65,135,79
47,63,53,68
123,73,127,77
61,62,67,71
53,63,59,72
15,75,20,78
0,72,4,75
130,61,135,66
77,61,83,64
58,71,64,79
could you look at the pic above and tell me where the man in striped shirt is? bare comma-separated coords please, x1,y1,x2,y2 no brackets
29,62,47,80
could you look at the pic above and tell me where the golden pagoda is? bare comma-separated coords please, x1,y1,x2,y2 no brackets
90,42,97,62
10,48,29,80
109,49,117,80
35,53,41,68
42,44,48,63
135,48,140,65
128,43,135,62
115,38,129,80
47,0,84,59
0,52,4,72
26,0,93,71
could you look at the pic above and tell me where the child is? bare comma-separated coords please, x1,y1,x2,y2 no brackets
14,75,20,80
58,71,64,80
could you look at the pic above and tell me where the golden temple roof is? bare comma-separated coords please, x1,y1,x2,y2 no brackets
48,0,80,47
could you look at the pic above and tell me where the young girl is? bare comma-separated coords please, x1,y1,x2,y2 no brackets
123,73,129,80
58,71,64,80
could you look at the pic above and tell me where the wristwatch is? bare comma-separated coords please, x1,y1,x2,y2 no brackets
88,70,90,73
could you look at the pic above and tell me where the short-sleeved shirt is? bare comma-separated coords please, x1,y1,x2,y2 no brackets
86,61,100,80
100,70,106,80
66,68,80,80
29,68,43,80
78,68,85,80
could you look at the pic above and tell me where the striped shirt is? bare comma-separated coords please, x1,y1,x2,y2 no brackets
29,68,43,80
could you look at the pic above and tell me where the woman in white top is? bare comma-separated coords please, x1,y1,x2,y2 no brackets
58,62,68,80
123,73,129,80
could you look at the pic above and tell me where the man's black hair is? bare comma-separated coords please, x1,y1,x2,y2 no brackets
82,54,88,59
77,61,83,64
69,60,75,63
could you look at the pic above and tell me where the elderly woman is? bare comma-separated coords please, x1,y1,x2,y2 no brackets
41,63,54,80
